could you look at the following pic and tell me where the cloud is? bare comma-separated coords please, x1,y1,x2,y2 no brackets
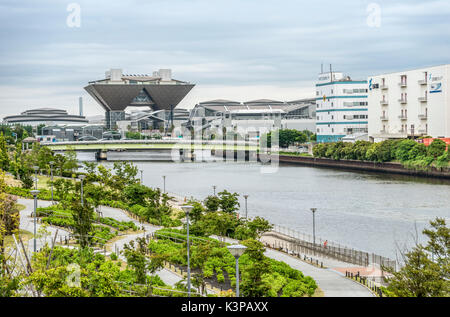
0,0,449,118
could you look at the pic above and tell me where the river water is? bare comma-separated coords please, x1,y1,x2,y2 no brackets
76,152,450,259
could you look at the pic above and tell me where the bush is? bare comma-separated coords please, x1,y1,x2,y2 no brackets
427,139,447,158
395,139,418,162
408,143,427,160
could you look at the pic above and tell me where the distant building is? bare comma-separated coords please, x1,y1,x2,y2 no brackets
3,108,88,126
41,124,104,141
84,68,195,130
368,64,450,142
188,98,316,134
315,72,368,143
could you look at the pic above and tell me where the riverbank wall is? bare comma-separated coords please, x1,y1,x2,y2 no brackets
273,155,450,179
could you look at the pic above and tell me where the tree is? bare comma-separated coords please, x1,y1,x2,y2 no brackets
218,190,240,214
204,195,220,212
408,143,427,160
395,139,417,162
427,139,447,158
71,200,95,248
63,147,78,176
240,239,271,297
0,133,9,171
247,217,273,239
123,184,153,206
0,172,20,274
384,218,449,297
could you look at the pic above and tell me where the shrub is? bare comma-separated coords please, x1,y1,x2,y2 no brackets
395,139,418,162
427,139,447,158
408,143,427,160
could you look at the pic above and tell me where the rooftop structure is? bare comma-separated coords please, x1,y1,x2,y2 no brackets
84,68,195,129
3,108,89,126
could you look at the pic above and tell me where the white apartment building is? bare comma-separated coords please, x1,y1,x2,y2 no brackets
368,64,450,142
315,72,368,143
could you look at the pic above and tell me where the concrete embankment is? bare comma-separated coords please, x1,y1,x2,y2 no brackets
272,155,450,180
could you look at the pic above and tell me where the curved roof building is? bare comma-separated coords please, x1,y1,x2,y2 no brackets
3,108,89,126
84,68,195,129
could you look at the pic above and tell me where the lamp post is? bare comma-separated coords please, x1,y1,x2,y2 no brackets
162,175,166,193
310,208,317,252
227,244,247,297
212,185,216,196
33,166,39,190
140,170,143,184
243,195,249,219
78,174,86,206
181,205,193,297
30,190,40,253
49,161,54,204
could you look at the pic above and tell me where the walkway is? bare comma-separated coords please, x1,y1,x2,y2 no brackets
211,235,374,297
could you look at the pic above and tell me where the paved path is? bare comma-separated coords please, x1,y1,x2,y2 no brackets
17,198,70,253
211,235,374,297
17,199,184,288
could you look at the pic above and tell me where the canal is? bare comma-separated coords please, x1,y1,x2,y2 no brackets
77,152,450,259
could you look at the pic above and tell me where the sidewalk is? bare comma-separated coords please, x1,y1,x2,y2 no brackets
211,235,374,297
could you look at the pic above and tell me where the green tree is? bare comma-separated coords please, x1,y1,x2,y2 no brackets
240,239,271,297
71,200,95,248
384,218,449,297
395,139,418,162
204,195,220,212
408,143,427,160
63,147,78,175
218,190,240,213
0,133,9,171
427,139,447,158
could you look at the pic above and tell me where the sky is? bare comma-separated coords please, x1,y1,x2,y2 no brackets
0,0,450,117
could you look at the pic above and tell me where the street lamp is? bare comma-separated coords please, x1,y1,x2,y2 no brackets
140,170,143,184
33,166,39,190
49,161,54,204
162,175,166,193
212,185,216,196
78,174,86,206
181,205,193,297
30,189,40,253
227,244,247,297
243,195,249,219
310,208,317,251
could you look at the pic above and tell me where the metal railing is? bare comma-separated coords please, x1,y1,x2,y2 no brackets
266,225,396,270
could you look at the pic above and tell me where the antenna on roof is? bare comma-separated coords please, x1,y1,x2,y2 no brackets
330,64,333,82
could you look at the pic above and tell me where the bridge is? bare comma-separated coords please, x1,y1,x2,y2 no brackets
41,139,260,161
42,139,259,151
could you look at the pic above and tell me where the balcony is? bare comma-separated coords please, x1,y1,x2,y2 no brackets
399,82,407,88
380,129,387,133
398,98,407,104
418,96,427,102
380,100,388,106
398,128,405,133
418,114,427,120
380,115,389,121
398,115,407,120
380,85,388,90
418,79,427,85
418,129,427,133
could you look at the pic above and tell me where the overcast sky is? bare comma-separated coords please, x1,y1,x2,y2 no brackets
1,0,450,117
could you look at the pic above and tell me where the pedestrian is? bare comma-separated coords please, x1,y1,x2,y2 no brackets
324,240,328,248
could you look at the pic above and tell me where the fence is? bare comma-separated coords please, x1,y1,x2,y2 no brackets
265,225,396,270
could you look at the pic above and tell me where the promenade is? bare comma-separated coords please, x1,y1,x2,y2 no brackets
16,197,374,297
